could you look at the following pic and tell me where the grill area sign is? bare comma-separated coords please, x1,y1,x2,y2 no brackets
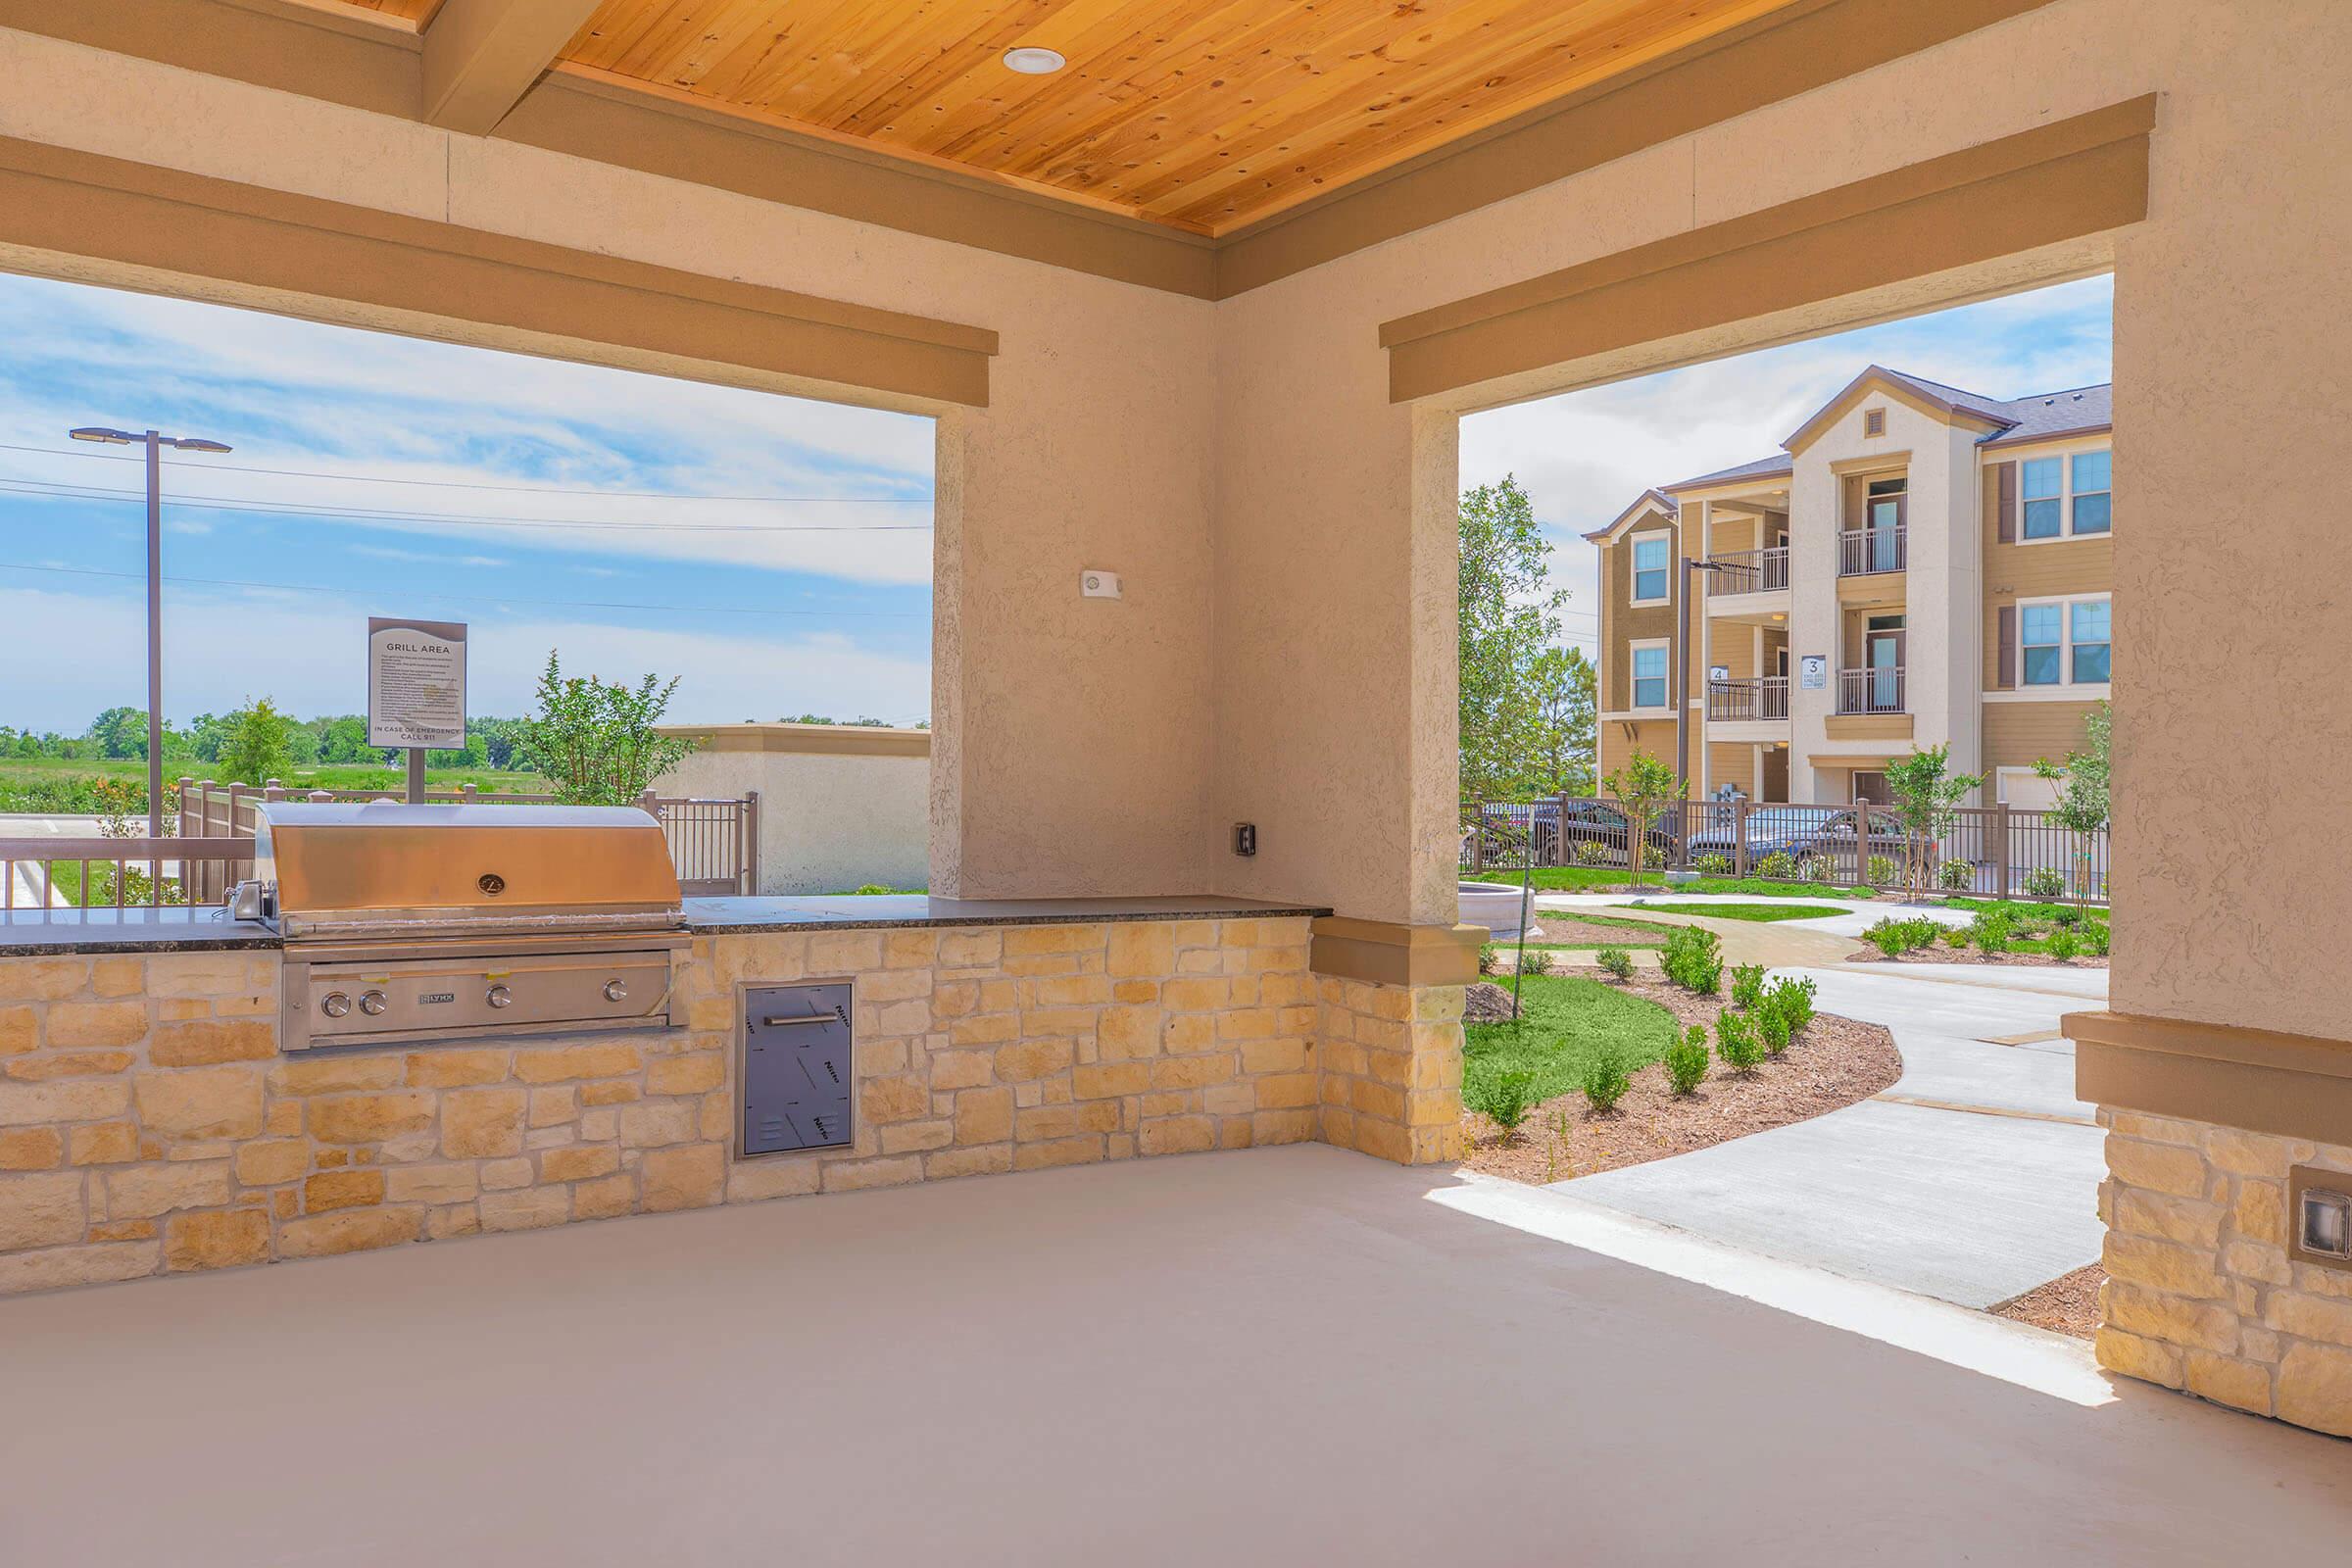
367,617,467,750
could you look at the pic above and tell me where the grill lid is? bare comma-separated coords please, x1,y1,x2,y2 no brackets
252,802,683,938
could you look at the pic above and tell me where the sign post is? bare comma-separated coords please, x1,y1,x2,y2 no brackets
367,617,466,805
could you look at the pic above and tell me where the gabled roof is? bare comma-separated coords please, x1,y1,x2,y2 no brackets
1582,488,1677,543
1979,382,2113,448
1662,452,1794,494
1782,364,2018,454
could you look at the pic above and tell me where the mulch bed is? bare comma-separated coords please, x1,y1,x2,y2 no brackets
1990,1263,2105,1338
1521,917,1669,945
1858,948,2109,970
1458,978,1902,1185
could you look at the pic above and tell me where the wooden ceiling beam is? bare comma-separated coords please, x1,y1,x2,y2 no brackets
421,0,607,133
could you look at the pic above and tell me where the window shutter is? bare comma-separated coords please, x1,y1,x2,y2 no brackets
1995,462,2017,544
1996,604,2017,689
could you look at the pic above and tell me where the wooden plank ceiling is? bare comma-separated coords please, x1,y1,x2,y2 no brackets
342,0,1808,235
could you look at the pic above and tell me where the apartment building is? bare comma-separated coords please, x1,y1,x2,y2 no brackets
1589,366,2112,808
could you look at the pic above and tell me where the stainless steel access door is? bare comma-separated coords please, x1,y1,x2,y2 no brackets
740,982,854,1155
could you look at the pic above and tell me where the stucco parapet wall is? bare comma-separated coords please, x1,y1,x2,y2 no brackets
0,917,1329,1297
659,722,932,759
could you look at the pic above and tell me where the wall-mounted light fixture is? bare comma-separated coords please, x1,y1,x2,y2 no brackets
2291,1166,2352,1270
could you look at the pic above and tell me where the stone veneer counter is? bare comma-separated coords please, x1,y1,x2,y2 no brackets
0,897,1330,957
0,906,1464,1297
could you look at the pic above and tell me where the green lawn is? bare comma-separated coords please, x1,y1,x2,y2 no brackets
1521,911,1678,948
1464,974,1681,1104
1633,902,1838,923
1936,897,2111,955
0,756,546,813
1466,865,1871,901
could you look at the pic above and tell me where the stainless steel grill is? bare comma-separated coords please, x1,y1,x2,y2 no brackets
243,803,687,1052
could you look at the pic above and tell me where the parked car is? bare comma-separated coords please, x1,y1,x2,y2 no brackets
1464,800,1678,867
1683,807,1923,873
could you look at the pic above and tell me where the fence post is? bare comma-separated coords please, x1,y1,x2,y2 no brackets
1857,801,1875,887
263,780,284,804
638,787,661,821
1733,799,1750,879
740,790,760,896
307,790,333,803
1992,803,2012,899
459,782,478,800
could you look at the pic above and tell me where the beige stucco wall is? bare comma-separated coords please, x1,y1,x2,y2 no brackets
654,727,931,894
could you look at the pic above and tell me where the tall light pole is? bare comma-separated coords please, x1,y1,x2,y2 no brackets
68,426,234,840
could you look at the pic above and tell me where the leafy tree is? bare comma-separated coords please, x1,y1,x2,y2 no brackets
87,706,149,760
2035,700,2112,905
1882,743,1983,890
314,714,373,764
1458,476,1567,802
217,697,297,785
520,650,696,806
1603,749,1681,888
1524,646,1596,797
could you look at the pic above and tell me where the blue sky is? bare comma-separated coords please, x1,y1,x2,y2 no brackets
0,272,935,734
1460,273,2116,660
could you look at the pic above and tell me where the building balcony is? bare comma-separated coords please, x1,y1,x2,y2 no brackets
1707,676,1789,722
1705,547,1792,623
1838,524,1905,575
1828,663,1913,739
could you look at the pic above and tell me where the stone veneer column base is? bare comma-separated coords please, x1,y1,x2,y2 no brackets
1312,976,1464,1166
2094,1107,2352,1438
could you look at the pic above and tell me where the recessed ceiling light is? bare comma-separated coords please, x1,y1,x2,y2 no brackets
1003,46,1065,74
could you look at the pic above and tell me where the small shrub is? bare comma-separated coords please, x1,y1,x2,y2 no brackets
2050,904,2082,927
1517,946,1555,977
1756,1003,1792,1055
1763,975,1817,1036
1755,851,1796,881
2082,919,2111,956
1477,942,1498,976
1594,946,1636,981
1582,1046,1633,1113
2045,925,2081,962
1466,1069,1539,1137
1944,924,1971,949
1640,842,1666,870
1715,1010,1764,1073
1660,926,1723,995
2024,866,2066,900
1729,961,1767,1010
1937,858,1975,892
1864,916,1912,958
1664,1026,1710,1096
1573,839,1609,864
1866,854,1898,888
1692,853,1732,876
1970,911,2012,955
1799,854,1831,885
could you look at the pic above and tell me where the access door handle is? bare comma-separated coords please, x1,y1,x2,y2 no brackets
760,1014,837,1028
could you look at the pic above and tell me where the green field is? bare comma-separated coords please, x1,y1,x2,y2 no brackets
1632,902,1838,923
1463,974,1680,1105
0,756,548,813
1462,864,1871,900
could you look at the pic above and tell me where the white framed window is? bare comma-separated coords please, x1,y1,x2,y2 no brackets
2018,446,2112,541
2019,594,2111,689
1630,639,1670,711
1629,530,1671,606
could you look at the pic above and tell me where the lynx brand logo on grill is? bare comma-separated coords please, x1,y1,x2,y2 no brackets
419,992,456,1004
477,873,506,896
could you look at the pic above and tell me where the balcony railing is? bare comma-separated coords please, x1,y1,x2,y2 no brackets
1706,676,1789,721
1837,664,1907,714
1838,524,1906,575
1706,546,1788,595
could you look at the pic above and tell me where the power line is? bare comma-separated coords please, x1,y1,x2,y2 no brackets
0,477,932,534
0,560,928,619
0,440,932,505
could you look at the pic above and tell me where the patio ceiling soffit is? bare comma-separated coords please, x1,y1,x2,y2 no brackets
0,0,2056,301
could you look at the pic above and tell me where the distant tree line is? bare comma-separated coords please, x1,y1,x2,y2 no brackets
2,705,542,774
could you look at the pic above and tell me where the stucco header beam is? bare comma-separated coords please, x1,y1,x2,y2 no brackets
1379,97,2156,406
0,133,998,409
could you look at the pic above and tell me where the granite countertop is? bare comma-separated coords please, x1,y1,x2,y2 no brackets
0,896,1331,957
681,894,1331,934
0,906,279,956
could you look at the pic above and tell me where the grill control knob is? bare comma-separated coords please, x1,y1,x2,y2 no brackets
359,991,388,1017
320,992,352,1018
603,979,628,1004
485,984,514,1010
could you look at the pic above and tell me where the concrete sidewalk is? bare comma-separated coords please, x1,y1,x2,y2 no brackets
1548,961,2107,1308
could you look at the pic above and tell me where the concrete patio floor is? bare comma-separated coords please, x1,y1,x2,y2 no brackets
3,1145,2343,1564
